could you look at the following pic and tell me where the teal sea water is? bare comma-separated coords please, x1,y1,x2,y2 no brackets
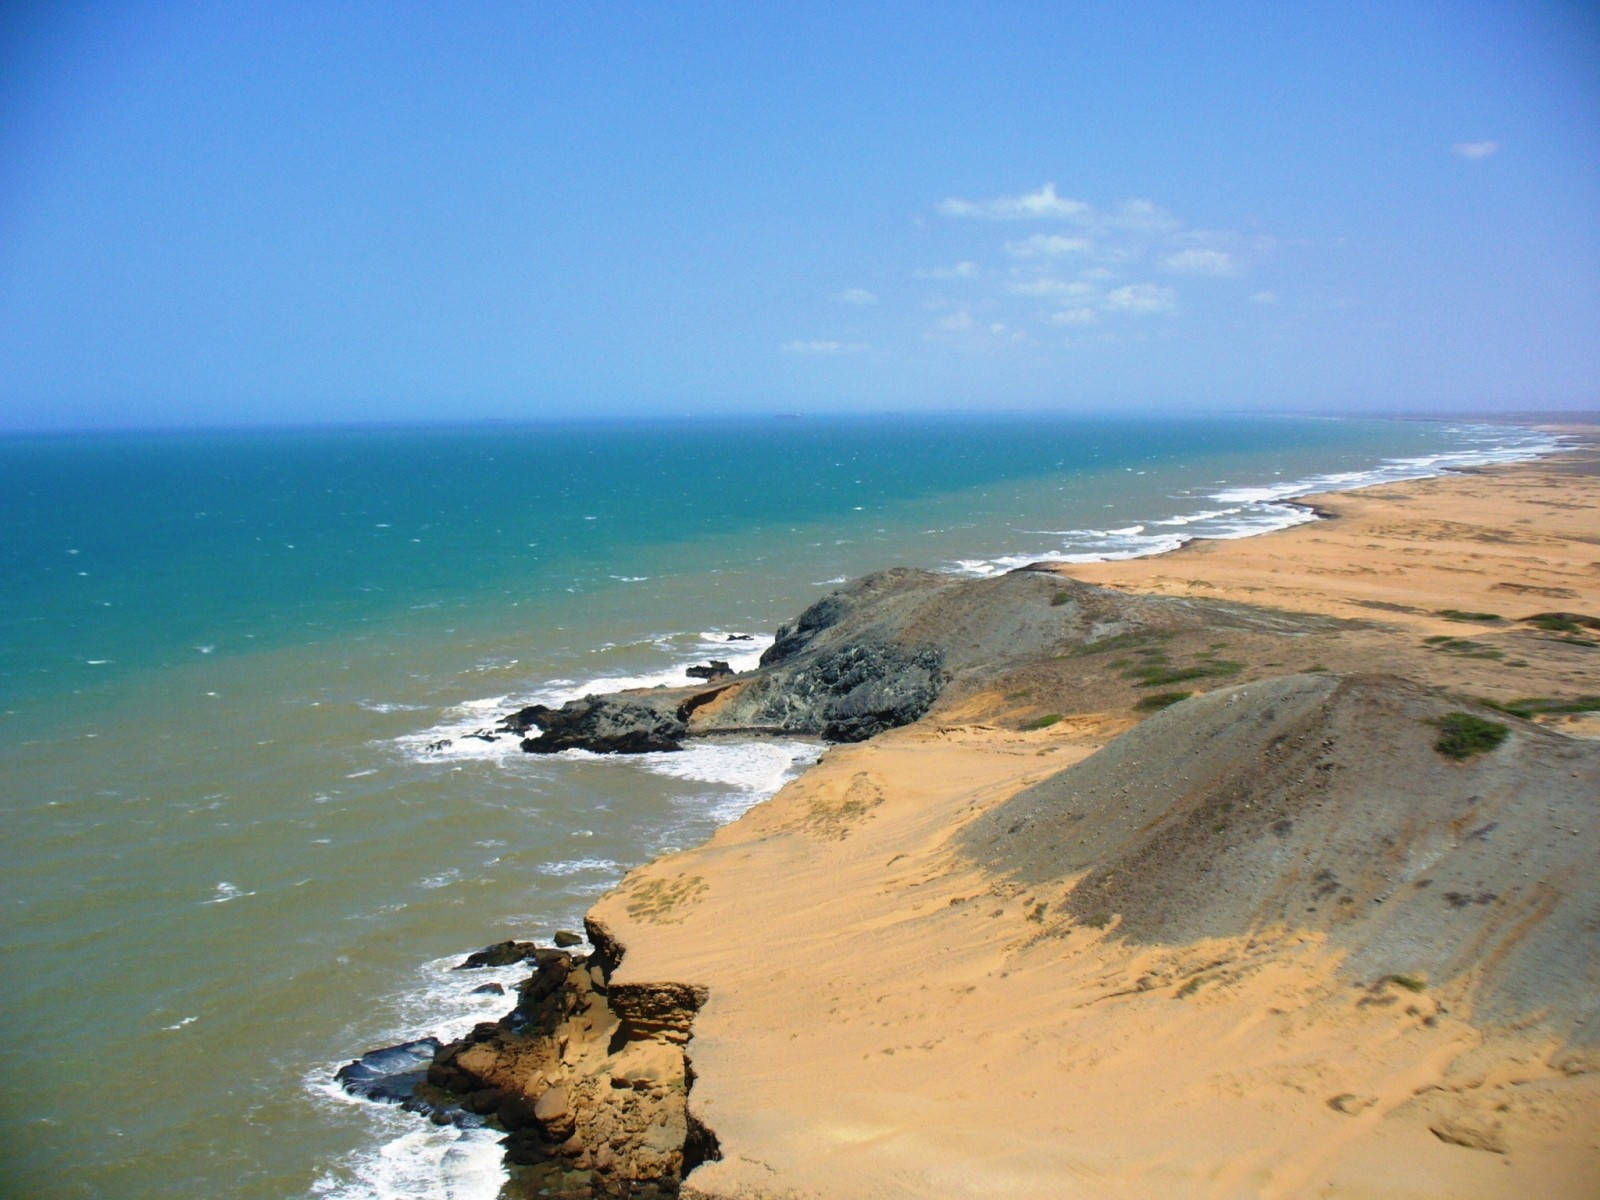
0,414,1562,1199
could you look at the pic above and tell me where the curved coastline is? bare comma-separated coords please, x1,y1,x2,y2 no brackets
334,421,1596,1198
579,431,1600,1198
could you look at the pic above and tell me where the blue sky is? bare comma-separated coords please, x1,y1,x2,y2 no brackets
1,1,1596,430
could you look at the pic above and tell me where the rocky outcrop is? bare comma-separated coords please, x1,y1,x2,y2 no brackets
456,939,543,969
360,923,722,1198
335,1037,455,1121
736,639,944,742
515,697,689,754
500,564,1353,756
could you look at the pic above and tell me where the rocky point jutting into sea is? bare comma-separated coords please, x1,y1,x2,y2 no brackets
340,439,1600,1199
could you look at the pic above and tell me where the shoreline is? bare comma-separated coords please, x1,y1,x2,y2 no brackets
566,436,1597,1196
344,424,1600,1199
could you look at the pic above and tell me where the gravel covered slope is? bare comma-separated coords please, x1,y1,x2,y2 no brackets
963,672,1600,1041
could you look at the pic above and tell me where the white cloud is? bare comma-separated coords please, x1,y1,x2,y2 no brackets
1080,266,1117,281
1007,277,1094,298
1250,290,1279,305
1163,248,1236,276
1050,307,1099,326
913,261,980,280
938,310,974,332
780,340,867,355
1452,141,1500,160
831,288,878,306
1105,198,1181,234
1004,234,1093,258
937,182,1092,221
1104,284,1177,315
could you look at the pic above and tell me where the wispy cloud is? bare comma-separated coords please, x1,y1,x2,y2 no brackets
780,340,867,355
1104,284,1177,315
1452,140,1501,160
1104,199,1180,234
906,184,1273,347
937,182,1092,221
1250,290,1278,305
831,288,879,306
1050,307,1099,326
1007,277,1095,298
1163,248,1236,276
1004,234,1093,259
913,261,980,280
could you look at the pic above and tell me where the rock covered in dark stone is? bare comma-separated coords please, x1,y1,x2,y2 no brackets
725,634,753,642
686,659,733,681
752,640,945,742
456,940,540,969
760,592,850,668
470,982,506,996
553,929,584,948
518,695,687,754
336,1037,475,1124
497,704,550,734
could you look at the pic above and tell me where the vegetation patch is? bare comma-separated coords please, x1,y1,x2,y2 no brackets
1127,660,1242,687
1519,612,1600,647
1068,630,1171,657
1021,713,1063,731
1422,637,1504,660
1436,609,1502,623
1135,691,1192,711
1522,612,1600,633
1050,590,1072,606
1482,695,1600,720
1381,973,1427,993
1432,712,1509,760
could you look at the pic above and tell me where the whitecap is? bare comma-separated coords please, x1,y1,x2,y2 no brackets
541,857,622,877
203,881,256,905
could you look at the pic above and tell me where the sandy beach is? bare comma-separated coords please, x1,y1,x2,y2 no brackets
566,437,1600,1198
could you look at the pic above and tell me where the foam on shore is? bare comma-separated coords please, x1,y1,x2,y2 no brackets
948,422,1567,576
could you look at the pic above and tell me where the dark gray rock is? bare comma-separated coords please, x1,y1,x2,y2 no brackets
745,640,944,742
518,696,687,754
760,592,851,668
336,1037,480,1126
456,940,539,969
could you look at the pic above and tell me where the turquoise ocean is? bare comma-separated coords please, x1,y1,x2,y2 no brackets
0,414,1563,1200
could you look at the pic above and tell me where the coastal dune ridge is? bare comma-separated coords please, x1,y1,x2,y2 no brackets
351,431,1600,1197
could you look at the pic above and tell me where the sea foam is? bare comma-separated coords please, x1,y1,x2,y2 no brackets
949,423,1567,577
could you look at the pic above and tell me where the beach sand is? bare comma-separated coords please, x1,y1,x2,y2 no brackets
579,439,1600,1198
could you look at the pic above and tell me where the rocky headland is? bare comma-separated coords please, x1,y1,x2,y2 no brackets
342,441,1600,1198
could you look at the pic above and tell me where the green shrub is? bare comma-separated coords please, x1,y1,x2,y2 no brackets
1433,712,1509,759
1135,691,1192,711
1436,609,1502,623
1484,695,1600,719
1021,713,1063,731
1523,612,1600,633
1128,660,1242,687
